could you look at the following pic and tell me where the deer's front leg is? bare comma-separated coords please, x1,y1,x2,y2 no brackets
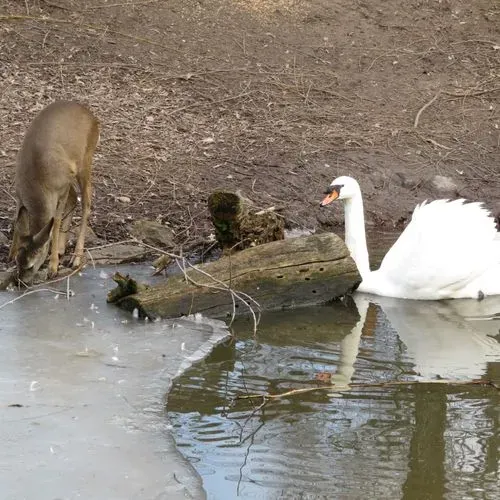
48,215,63,278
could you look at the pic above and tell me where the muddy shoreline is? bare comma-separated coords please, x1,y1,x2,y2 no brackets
1,0,498,268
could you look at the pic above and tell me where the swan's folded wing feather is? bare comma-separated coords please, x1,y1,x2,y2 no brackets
379,200,498,294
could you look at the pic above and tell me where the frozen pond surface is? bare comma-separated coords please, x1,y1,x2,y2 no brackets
0,265,229,500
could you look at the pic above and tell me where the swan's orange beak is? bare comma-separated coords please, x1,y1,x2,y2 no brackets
320,186,340,207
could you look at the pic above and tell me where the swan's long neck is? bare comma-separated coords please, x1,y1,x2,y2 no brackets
344,193,370,279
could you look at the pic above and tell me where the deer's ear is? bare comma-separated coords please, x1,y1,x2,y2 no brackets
9,206,30,261
15,206,30,238
32,218,54,249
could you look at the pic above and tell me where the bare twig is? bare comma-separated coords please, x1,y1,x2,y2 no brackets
414,91,441,128
176,257,236,327
111,236,261,332
0,15,182,54
85,0,159,9
43,265,83,287
165,91,253,117
0,287,68,310
425,137,452,150
84,247,96,270
175,256,261,334
415,133,453,151
450,39,500,47
443,87,500,98
86,239,139,252
40,0,75,11
236,378,498,401
26,62,142,68
182,259,261,316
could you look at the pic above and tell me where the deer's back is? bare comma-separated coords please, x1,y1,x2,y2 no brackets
16,101,99,188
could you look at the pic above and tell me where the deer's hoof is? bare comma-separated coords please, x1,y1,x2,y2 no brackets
48,263,59,279
71,255,82,269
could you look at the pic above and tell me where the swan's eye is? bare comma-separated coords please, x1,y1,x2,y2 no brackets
324,184,343,195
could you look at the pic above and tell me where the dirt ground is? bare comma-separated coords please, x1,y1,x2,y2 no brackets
0,0,499,267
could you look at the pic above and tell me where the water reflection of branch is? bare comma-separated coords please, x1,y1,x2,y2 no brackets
235,378,499,402
237,418,265,496
232,399,267,496
223,362,268,497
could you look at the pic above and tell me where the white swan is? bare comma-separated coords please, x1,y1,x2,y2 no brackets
320,176,500,300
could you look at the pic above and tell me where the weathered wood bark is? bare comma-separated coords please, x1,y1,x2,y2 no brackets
207,191,284,251
108,233,361,320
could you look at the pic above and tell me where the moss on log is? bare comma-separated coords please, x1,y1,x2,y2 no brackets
207,190,284,251
108,233,360,320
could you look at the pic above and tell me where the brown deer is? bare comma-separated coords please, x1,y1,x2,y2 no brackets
8,100,100,282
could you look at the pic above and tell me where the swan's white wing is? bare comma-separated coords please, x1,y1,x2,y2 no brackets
379,199,499,295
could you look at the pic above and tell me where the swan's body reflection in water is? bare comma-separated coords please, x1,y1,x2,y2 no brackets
331,295,500,499
168,295,500,499
341,294,500,381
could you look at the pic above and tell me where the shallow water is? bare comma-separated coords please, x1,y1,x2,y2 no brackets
168,294,500,499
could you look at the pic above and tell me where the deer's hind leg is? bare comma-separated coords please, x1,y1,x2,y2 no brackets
70,126,97,269
70,173,90,269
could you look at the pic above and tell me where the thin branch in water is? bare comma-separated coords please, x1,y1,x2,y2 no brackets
236,378,498,401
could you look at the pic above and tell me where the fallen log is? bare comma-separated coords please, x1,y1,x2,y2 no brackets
108,233,361,320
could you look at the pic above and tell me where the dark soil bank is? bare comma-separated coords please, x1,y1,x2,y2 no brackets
1,0,498,265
